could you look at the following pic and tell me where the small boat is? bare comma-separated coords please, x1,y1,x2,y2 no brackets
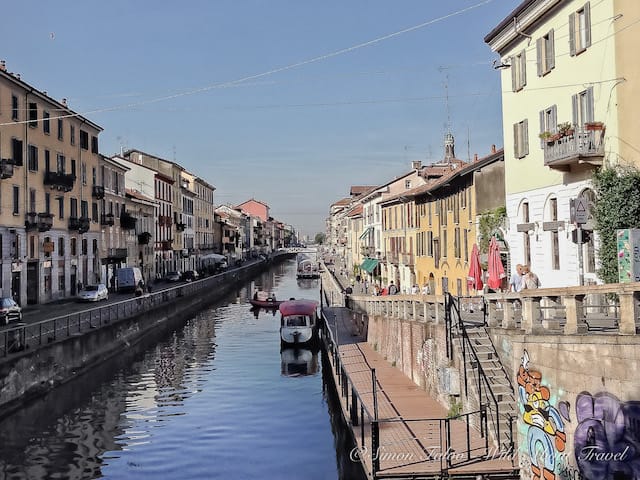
250,290,282,309
279,299,319,346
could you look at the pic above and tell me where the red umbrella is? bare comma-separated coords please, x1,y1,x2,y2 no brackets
467,243,483,292
487,236,506,290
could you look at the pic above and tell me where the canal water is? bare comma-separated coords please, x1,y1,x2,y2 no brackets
0,259,365,480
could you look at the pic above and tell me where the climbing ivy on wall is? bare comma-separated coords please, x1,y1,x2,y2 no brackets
477,206,507,254
592,166,640,283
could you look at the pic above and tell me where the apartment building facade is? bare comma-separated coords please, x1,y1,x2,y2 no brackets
485,0,626,287
0,65,103,304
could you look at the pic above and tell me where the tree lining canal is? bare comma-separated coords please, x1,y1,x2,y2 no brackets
0,259,365,480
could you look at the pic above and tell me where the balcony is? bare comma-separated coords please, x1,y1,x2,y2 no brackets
138,232,152,245
68,217,80,231
44,171,76,192
543,127,605,171
158,215,172,228
106,248,128,261
401,253,414,266
78,217,90,234
92,185,105,199
176,222,186,232
120,212,137,230
1,159,14,179
160,239,173,251
37,213,54,232
100,213,115,226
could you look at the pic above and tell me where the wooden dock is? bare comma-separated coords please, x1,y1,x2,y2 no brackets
322,306,519,479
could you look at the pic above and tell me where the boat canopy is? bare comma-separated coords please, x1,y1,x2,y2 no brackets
279,299,318,317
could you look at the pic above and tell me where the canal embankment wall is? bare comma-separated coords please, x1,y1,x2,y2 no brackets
0,256,289,418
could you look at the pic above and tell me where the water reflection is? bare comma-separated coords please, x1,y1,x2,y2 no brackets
0,259,365,480
280,347,319,377
250,305,278,319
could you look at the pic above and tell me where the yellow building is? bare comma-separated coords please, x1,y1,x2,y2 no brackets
0,64,103,304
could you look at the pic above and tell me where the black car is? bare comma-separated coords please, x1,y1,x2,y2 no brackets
181,270,200,282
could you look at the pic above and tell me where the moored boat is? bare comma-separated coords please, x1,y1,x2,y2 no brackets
279,299,319,346
250,290,282,308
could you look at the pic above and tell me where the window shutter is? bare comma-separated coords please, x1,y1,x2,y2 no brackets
584,2,592,48
572,94,579,126
521,50,527,87
587,86,594,122
536,38,543,77
569,13,576,56
552,105,557,130
539,110,545,148
510,56,517,92
548,29,555,70
513,123,519,158
523,119,529,156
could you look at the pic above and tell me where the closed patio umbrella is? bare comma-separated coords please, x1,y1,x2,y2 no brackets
467,243,483,292
487,236,506,290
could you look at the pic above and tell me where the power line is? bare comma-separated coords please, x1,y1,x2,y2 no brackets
0,0,495,127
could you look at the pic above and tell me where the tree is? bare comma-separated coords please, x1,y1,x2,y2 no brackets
592,166,640,283
314,232,326,245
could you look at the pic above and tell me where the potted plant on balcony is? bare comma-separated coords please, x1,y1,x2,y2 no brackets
558,122,574,138
585,121,604,131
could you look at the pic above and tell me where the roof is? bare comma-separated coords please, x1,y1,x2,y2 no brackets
346,204,363,217
236,198,270,209
123,148,187,172
125,188,155,203
350,186,377,197
279,299,319,316
484,0,536,44
381,149,504,205
331,197,352,207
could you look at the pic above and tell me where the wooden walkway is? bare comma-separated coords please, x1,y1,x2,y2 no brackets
323,306,518,479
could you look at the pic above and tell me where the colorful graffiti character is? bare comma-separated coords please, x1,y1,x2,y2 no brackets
574,391,640,480
517,350,571,480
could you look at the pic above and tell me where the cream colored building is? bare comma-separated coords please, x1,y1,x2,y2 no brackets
0,64,103,304
194,177,216,260
485,0,627,287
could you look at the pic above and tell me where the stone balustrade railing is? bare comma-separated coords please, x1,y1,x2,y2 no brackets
329,282,640,336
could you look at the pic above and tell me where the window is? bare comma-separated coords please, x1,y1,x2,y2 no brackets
572,87,594,127
58,196,64,219
70,237,77,256
56,154,65,173
81,162,87,185
57,119,63,141
443,230,448,258
405,179,411,189
92,167,97,186
44,150,50,172
12,138,23,166
80,130,89,150
11,95,18,120
522,201,531,266
92,202,98,222
82,239,87,256
28,102,37,127
91,136,98,154
71,159,76,178
537,30,555,76
12,186,19,215
70,198,78,218
29,189,36,213
550,198,560,270
45,193,51,214
28,145,38,171
539,105,557,147
43,111,50,134
70,125,75,146
58,237,65,257
513,119,529,159
510,49,527,92
81,200,88,219
570,2,591,56
454,227,461,258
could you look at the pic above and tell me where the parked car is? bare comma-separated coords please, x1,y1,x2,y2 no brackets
116,267,144,293
165,271,182,282
77,284,109,302
0,297,22,325
181,270,199,282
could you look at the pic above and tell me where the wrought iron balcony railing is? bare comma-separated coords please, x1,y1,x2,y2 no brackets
92,185,105,199
44,171,76,192
543,127,605,170
120,212,137,230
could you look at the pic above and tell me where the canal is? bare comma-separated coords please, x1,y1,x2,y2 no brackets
0,259,365,480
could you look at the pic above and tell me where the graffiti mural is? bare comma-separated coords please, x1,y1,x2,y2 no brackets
517,350,571,480
574,391,640,480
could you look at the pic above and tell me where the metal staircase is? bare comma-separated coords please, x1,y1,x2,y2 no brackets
446,294,517,452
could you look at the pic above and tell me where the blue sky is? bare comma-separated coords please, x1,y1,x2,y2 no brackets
3,0,519,237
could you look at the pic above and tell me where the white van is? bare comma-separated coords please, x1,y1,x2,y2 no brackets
116,267,144,293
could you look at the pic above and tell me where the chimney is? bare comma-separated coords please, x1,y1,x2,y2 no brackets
0,60,5,72
491,144,496,154
61,98,67,107
444,133,455,161
411,160,422,171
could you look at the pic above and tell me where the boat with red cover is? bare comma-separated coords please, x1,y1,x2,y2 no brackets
279,299,319,346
